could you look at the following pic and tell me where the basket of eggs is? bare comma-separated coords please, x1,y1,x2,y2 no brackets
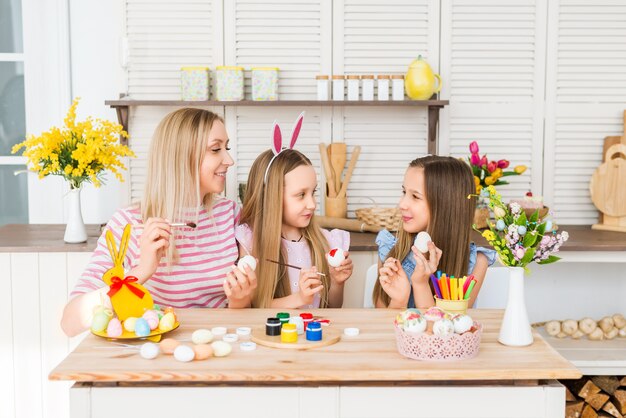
394,307,482,361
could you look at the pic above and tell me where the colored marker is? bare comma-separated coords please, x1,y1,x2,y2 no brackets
464,280,477,300
430,274,442,299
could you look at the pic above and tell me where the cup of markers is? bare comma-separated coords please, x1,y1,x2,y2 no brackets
430,271,477,315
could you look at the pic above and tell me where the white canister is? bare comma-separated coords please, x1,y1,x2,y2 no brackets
316,75,330,100
346,75,360,101
377,75,390,101
251,67,279,101
215,66,244,101
332,75,345,101
361,75,374,101
391,75,405,101
181,67,210,101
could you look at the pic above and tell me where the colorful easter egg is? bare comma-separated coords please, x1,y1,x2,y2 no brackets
123,317,138,332
91,311,111,333
158,312,176,332
211,341,232,357
452,314,473,334
142,310,159,330
160,338,180,354
326,248,345,267
192,329,214,345
106,318,123,338
433,318,455,337
134,317,151,337
193,344,214,360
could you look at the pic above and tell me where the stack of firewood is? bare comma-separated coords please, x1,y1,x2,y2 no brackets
563,376,626,418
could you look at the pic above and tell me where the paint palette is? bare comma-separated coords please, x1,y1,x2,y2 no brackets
250,326,341,350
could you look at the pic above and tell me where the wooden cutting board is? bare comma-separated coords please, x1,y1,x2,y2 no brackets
590,144,626,217
598,110,626,224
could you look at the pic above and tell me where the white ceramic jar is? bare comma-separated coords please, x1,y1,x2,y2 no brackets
316,75,330,100
332,75,345,101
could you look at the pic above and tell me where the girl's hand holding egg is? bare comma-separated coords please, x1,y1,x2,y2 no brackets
327,249,353,285
411,238,442,286
297,267,324,306
224,256,258,307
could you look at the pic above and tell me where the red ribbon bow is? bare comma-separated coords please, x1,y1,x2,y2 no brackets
107,276,146,299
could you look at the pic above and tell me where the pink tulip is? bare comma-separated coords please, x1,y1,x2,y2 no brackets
480,156,488,167
470,153,480,166
469,141,479,154
487,161,497,173
497,159,510,169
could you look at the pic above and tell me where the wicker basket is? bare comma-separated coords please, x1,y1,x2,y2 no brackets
394,321,483,361
355,203,401,231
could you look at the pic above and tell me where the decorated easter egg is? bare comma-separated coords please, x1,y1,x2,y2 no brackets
123,317,138,332
192,329,214,345
211,341,232,357
173,345,195,362
91,311,111,333
237,255,257,273
106,318,123,338
496,220,506,231
326,248,345,268
134,317,151,337
140,342,159,359
433,318,455,337
423,306,446,322
452,314,473,334
158,312,176,332
142,310,159,330
403,315,427,334
160,338,180,354
413,231,432,253
193,344,214,360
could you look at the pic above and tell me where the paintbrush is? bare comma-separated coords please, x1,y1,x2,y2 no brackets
134,222,197,229
265,259,326,276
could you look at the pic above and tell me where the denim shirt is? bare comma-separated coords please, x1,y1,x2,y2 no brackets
375,230,496,308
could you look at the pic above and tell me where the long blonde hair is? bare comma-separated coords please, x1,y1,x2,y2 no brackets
141,108,224,263
240,149,331,308
373,155,476,306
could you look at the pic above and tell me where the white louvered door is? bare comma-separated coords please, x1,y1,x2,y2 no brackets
224,0,332,207
439,0,547,206
334,0,439,216
544,0,626,225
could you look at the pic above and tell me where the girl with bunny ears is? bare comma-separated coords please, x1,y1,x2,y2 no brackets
237,112,353,309
61,108,253,337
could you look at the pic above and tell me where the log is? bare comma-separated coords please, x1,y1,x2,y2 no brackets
602,400,624,418
566,386,578,401
593,376,621,395
588,393,610,411
567,401,585,418
620,377,626,387
612,390,626,415
583,404,599,418
573,380,602,400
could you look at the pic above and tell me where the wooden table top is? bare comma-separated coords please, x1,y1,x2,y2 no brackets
2,224,625,252
49,309,581,384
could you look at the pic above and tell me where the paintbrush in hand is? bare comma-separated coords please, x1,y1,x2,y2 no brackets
265,259,326,276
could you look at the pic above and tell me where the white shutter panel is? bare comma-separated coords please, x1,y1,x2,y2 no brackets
544,0,626,225
225,0,332,206
126,0,223,99
440,0,546,205
335,0,438,215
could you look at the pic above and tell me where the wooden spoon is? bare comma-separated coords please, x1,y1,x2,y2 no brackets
318,143,337,197
328,143,347,193
337,145,361,198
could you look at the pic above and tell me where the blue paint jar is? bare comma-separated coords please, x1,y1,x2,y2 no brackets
306,321,322,341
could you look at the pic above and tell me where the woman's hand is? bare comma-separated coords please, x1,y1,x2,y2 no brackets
410,241,442,286
378,257,410,306
297,267,324,306
135,217,171,283
329,251,353,285
223,263,258,308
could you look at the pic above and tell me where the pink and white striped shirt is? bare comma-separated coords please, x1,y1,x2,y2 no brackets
70,198,240,308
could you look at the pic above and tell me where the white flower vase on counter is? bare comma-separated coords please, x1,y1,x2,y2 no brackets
64,186,87,243
498,266,533,346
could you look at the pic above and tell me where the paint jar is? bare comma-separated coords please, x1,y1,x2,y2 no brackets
289,316,304,335
276,312,290,326
281,323,298,343
306,321,322,341
300,312,313,330
266,317,281,336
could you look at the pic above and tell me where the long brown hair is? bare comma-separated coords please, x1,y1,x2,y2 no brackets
240,149,331,308
141,108,224,264
373,155,476,306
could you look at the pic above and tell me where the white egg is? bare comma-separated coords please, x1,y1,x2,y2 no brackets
211,341,233,357
413,231,432,253
140,342,160,360
173,345,195,362
326,248,345,268
433,319,455,337
191,329,214,345
452,315,474,334
237,255,257,273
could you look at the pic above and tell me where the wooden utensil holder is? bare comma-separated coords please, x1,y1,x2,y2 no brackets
325,195,347,218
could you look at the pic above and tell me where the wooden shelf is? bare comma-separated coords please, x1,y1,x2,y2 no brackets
105,98,449,152
537,328,626,376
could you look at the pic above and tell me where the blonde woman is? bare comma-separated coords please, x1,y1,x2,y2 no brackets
373,155,496,309
236,114,353,309
61,108,255,337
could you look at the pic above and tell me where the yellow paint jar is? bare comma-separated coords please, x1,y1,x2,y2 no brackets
281,323,298,343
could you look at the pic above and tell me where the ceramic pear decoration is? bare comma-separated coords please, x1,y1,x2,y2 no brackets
103,224,154,320
405,55,442,100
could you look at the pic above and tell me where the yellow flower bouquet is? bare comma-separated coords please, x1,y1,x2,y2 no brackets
12,98,135,189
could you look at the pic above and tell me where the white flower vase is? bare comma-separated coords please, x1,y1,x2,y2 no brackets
64,186,88,243
498,266,534,346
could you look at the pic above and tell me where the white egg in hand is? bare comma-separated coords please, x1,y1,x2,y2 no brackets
413,231,432,253
326,248,345,268
237,255,257,273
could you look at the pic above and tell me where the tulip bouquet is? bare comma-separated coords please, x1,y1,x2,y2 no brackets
475,186,568,269
468,141,526,193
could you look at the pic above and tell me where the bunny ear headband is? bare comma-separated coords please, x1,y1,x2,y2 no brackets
263,111,305,183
